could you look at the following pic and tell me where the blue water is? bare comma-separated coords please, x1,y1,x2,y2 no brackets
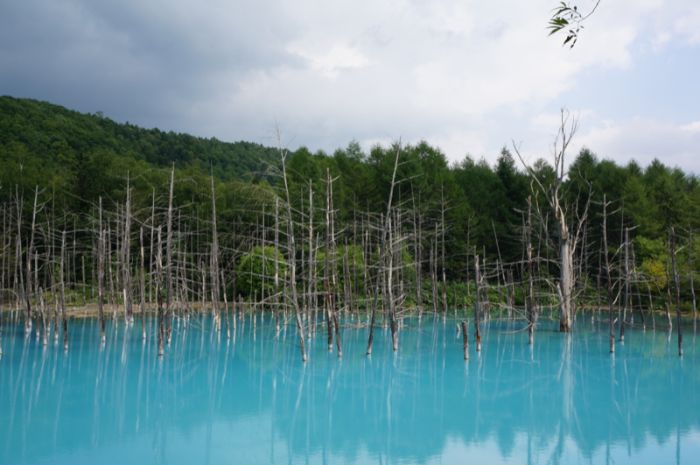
1,314,699,465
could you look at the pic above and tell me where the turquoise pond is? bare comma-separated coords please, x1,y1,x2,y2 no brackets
1,314,699,465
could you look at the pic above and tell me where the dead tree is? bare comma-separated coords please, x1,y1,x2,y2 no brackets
210,174,221,329
122,175,133,325
139,226,146,340
689,229,697,332
474,254,482,352
59,230,68,351
366,144,401,356
514,110,590,332
165,166,174,342
669,228,683,356
461,320,469,360
620,226,630,342
97,197,106,344
526,196,537,344
411,188,423,315
156,226,164,356
602,195,615,354
279,141,307,362
23,187,39,332
440,187,448,314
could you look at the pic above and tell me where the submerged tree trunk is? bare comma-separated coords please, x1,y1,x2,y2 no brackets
156,227,164,357
279,142,307,362
122,175,133,325
602,196,615,354
366,144,401,356
139,226,147,340
670,228,683,356
59,230,68,351
97,197,106,344
689,229,697,333
461,320,469,360
526,196,536,345
474,254,482,352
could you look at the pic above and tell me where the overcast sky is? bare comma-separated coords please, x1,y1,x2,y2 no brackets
1,0,699,172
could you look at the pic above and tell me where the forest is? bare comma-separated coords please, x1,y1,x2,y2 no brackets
1,96,699,358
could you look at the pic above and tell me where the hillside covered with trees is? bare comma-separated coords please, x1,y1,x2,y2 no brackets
1,96,699,343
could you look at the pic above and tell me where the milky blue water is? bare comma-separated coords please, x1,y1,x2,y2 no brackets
1,314,699,465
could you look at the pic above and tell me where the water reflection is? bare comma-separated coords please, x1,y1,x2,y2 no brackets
0,314,698,465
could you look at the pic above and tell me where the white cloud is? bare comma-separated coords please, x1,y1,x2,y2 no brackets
2,0,700,172
578,118,700,173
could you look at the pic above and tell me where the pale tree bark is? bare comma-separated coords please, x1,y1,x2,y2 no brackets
210,174,221,329
278,136,307,362
366,144,401,356
122,175,133,325
474,254,482,352
514,110,589,332
97,197,106,344
689,229,697,333
60,230,68,351
165,166,175,343
526,196,536,345
139,226,146,340
602,195,615,354
669,228,683,356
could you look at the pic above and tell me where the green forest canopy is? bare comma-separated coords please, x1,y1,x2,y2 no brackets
1,95,699,300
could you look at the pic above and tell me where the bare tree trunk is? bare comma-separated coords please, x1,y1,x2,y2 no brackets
602,196,614,354
149,188,155,304
210,174,221,329
307,183,315,338
387,214,399,351
440,187,448,315
279,142,307,362
165,166,174,343
156,227,164,356
411,190,423,316
60,230,68,351
24,187,39,333
431,226,439,314
274,197,280,334
366,144,401,356
620,227,630,342
122,175,133,325
670,228,683,356
559,229,574,332
39,287,47,346
139,226,147,340
461,320,469,360
689,229,697,333
97,197,106,344
474,254,482,352
323,169,342,357
514,110,587,333
526,196,536,345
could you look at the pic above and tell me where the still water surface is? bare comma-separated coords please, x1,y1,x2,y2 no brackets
1,315,699,465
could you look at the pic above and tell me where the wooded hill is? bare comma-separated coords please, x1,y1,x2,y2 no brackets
1,96,699,333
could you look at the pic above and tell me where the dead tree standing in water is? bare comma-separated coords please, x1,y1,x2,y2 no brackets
366,144,401,356
165,166,174,343
122,175,133,325
210,174,221,330
669,228,683,356
474,254,482,352
526,196,536,344
97,197,106,344
515,111,589,332
602,195,615,354
59,230,68,351
279,141,307,362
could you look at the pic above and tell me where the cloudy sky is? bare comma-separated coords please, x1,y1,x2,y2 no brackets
1,0,699,171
